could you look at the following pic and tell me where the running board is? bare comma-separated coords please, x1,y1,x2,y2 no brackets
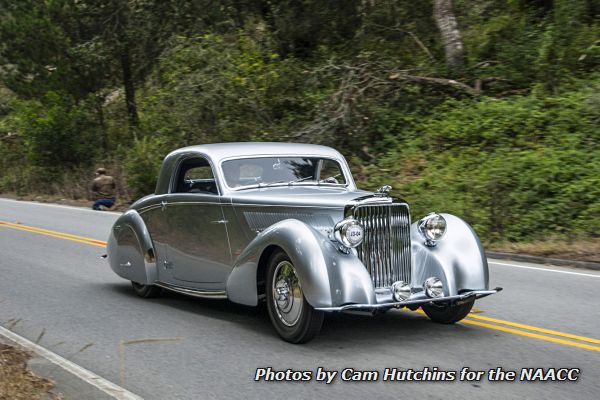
154,282,227,299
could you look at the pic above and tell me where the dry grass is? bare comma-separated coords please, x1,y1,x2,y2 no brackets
490,239,600,263
0,344,60,400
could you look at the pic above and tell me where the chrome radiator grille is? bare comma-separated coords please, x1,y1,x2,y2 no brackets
353,204,412,288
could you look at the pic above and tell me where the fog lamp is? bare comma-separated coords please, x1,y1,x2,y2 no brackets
424,277,444,298
391,281,411,301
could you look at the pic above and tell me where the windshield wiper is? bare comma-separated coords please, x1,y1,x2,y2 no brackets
318,173,342,184
289,175,314,185
260,176,314,188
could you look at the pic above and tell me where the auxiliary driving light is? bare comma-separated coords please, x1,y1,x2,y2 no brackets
391,281,411,301
417,213,447,246
424,277,444,298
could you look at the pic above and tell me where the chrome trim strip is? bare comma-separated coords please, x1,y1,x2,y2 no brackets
138,201,225,214
154,282,228,299
315,288,502,312
166,201,223,206
140,202,343,211
232,203,342,209
137,204,162,214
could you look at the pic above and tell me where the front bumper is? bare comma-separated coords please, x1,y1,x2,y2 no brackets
315,287,502,313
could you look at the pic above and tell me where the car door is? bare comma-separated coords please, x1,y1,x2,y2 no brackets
161,156,232,289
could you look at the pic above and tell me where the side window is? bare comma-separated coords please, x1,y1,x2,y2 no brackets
174,157,219,194
319,160,347,184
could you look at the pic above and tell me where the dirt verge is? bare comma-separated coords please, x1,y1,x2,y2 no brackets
0,343,60,400
489,239,600,264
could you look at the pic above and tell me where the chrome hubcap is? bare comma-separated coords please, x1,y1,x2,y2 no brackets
272,261,303,327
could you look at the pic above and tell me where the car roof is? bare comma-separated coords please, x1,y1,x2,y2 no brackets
155,142,350,195
171,142,344,163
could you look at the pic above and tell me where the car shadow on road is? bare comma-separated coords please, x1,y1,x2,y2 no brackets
101,282,483,346
101,281,273,331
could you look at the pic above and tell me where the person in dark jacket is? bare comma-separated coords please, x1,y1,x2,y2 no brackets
91,168,116,210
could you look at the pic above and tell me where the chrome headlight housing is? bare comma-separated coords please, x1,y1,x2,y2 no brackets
417,213,446,246
424,277,444,298
334,218,364,248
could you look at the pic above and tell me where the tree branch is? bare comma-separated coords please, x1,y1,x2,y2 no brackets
390,73,480,96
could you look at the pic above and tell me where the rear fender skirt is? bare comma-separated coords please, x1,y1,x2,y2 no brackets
226,219,376,308
107,210,157,285
410,213,488,296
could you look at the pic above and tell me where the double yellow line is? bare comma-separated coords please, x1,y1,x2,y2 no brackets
414,309,600,352
2,220,600,352
0,220,107,248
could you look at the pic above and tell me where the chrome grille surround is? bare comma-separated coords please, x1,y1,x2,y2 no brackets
352,202,412,289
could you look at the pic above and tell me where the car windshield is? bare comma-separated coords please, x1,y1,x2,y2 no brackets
221,157,348,189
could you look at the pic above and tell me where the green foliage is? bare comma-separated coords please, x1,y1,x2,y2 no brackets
16,92,101,168
122,136,167,200
139,32,310,148
361,88,600,243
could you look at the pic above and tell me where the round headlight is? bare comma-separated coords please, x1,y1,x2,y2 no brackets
334,218,364,248
417,213,446,244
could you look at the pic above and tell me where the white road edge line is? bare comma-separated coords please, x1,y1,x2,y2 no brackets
0,198,122,215
0,326,143,400
489,260,600,278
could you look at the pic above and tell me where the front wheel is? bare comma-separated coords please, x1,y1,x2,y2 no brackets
266,251,324,343
422,299,474,324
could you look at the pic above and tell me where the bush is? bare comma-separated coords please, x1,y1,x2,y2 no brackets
123,136,168,200
361,88,600,243
16,92,101,168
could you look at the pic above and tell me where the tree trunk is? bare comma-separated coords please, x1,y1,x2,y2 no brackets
112,0,138,133
120,43,139,132
433,0,465,71
95,94,108,151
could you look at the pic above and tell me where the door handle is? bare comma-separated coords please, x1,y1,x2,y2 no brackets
210,220,228,224
161,201,167,211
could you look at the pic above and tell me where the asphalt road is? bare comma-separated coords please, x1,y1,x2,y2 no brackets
1,198,599,399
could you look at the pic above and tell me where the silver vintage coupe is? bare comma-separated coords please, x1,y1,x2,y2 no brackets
107,142,501,343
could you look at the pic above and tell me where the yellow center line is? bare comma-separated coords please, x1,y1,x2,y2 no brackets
1,221,107,243
461,319,600,352
0,221,106,248
466,313,600,345
412,308,600,352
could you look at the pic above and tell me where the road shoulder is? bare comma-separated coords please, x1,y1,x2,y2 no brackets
0,328,140,400
486,250,600,271
0,335,113,400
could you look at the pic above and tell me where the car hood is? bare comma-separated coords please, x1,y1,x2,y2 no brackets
225,186,376,208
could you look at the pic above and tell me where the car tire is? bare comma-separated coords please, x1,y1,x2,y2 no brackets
266,250,324,343
131,281,163,298
422,299,474,324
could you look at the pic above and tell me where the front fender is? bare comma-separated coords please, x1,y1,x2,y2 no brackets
226,219,375,308
411,213,488,296
107,210,158,285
